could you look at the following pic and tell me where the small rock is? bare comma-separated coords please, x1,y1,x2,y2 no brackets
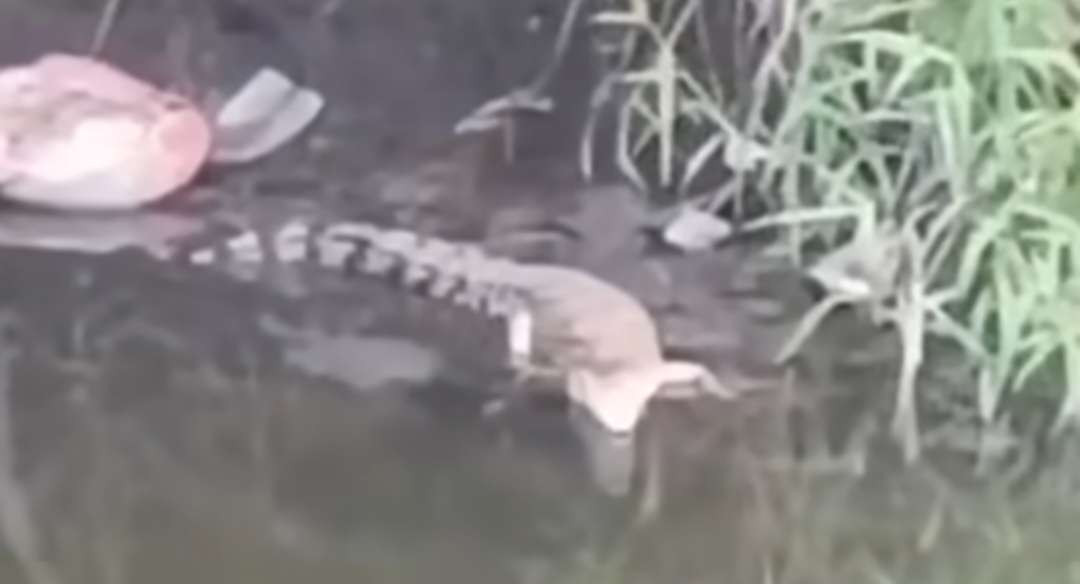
661,206,732,251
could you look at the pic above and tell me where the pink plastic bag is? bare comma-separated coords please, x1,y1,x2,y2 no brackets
0,53,212,210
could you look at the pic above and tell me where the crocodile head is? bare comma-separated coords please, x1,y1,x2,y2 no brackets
568,360,730,434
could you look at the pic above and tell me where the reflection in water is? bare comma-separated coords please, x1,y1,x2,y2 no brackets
0,281,641,583
568,406,636,498
0,315,59,584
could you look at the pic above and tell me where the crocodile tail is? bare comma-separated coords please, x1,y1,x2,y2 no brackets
183,218,526,319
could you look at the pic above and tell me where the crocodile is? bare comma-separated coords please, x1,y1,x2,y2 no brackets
178,218,733,434
0,210,732,434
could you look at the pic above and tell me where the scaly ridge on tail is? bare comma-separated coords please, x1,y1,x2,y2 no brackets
180,217,731,434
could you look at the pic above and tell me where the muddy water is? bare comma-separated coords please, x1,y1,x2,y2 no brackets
0,247,1073,584
0,1,1078,583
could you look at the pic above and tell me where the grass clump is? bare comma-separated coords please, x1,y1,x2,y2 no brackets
580,0,1080,459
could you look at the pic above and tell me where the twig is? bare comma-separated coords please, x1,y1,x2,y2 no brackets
90,0,125,56
526,0,588,97
453,0,589,160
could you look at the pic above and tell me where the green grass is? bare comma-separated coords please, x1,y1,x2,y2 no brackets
577,0,1080,459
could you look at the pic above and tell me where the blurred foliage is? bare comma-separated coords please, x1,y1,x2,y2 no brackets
581,0,1080,460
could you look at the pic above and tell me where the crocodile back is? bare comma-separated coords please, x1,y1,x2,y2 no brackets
513,265,665,375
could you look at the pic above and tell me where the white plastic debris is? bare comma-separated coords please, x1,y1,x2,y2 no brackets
210,68,324,164
660,206,733,251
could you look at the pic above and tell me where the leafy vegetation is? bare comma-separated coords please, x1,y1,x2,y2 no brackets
580,0,1080,459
